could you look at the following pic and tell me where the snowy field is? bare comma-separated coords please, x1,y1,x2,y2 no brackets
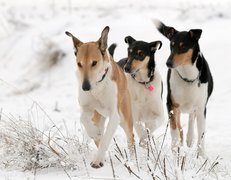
0,0,231,179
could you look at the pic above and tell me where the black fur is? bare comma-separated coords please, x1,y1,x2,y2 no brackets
117,58,128,69
108,43,117,57
123,36,161,78
156,20,213,115
166,69,172,113
108,44,128,69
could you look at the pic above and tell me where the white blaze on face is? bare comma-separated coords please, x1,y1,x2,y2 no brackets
131,56,151,82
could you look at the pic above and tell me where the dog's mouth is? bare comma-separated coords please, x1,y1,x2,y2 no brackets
130,68,140,76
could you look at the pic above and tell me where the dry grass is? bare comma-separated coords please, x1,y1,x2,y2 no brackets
0,103,89,172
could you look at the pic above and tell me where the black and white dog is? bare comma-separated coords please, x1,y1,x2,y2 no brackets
154,20,213,156
109,37,165,146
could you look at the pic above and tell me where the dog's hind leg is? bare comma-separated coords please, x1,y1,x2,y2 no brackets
196,108,206,157
119,97,135,155
187,112,196,147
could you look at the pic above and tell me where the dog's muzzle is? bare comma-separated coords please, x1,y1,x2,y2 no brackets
124,63,131,73
82,79,91,91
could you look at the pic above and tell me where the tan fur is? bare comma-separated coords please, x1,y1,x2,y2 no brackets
131,59,142,70
173,49,193,66
92,110,103,147
76,42,108,82
66,27,134,167
111,60,134,145
130,56,149,72
170,96,183,143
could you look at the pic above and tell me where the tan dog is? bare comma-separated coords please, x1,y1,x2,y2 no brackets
66,27,134,168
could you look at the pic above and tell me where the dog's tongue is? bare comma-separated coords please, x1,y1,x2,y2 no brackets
148,85,154,92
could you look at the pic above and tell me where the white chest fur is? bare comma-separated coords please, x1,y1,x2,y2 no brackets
170,67,208,113
128,70,164,121
78,69,117,117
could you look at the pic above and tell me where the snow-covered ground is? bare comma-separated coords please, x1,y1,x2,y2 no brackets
0,0,231,179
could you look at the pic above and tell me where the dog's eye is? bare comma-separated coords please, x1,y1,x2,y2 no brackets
77,62,82,68
74,51,77,56
138,51,144,57
92,61,97,67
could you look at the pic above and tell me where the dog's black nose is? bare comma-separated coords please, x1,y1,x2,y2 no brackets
166,59,173,68
82,80,91,91
124,64,131,73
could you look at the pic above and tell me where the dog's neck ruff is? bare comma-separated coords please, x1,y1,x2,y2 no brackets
97,67,109,83
176,52,201,86
131,68,155,91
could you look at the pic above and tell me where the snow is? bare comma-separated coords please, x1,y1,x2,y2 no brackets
0,0,231,179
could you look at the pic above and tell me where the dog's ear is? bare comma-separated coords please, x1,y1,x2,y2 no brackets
153,20,178,40
124,36,135,45
189,29,202,41
98,26,110,55
149,41,162,53
65,31,83,54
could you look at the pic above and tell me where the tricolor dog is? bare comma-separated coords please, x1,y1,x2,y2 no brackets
66,27,134,168
110,36,165,146
154,20,213,156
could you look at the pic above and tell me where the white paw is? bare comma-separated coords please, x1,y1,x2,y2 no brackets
90,161,104,168
139,138,148,148
186,134,194,147
197,146,206,158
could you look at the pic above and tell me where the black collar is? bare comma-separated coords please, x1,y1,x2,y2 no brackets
97,67,109,83
176,70,199,83
176,52,201,86
131,68,155,85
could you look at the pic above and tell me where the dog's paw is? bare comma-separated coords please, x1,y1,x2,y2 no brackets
90,161,104,168
197,147,206,158
139,139,148,148
186,136,193,147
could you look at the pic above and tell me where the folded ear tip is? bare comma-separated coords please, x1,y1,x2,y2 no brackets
65,31,72,37
158,41,162,49
104,26,110,32
124,36,129,43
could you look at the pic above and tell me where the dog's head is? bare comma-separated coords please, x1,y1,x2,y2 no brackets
66,26,110,91
154,20,202,69
124,36,162,79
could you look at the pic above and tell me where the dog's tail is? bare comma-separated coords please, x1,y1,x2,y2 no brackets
108,43,117,57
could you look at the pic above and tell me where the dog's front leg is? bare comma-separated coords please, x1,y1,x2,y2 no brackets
80,109,104,147
187,112,196,147
91,112,120,168
196,109,206,157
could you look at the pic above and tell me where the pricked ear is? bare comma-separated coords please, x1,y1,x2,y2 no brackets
149,41,162,53
189,29,202,41
153,20,178,40
65,31,83,53
124,36,136,45
98,26,110,55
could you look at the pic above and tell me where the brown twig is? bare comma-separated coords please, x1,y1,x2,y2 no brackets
196,158,208,174
133,143,140,172
147,162,155,180
113,138,124,159
109,152,116,180
114,155,141,179
154,120,169,171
